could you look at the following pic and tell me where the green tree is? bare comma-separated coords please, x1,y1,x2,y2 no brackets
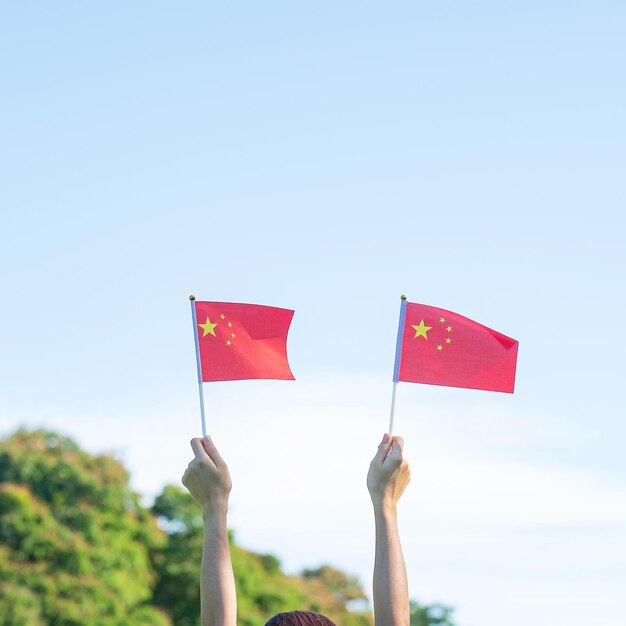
410,600,456,626
151,485,205,626
0,429,171,626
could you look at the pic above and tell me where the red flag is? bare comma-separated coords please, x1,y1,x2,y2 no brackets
193,301,295,382
394,301,518,393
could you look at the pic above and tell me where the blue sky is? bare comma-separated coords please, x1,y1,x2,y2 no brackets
1,3,625,625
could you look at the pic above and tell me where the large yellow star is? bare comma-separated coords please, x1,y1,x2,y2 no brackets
411,319,432,340
198,316,218,337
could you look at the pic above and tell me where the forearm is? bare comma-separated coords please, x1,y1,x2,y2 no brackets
372,502,409,626
201,507,237,626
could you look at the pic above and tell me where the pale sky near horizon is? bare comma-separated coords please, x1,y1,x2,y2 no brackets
1,3,625,626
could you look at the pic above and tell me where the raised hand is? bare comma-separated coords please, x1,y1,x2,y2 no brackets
183,436,232,517
367,433,411,508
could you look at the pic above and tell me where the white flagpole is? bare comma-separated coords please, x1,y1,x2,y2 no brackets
190,295,207,437
389,295,408,435
389,381,398,435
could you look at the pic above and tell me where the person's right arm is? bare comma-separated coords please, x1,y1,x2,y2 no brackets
182,436,236,626
367,434,411,626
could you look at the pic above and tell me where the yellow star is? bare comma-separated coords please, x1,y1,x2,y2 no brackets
198,317,218,337
436,344,443,351
446,325,452,332
220,314,225,319
231,333,236,338
440,317,446,323
226,340,232,346
445,337,452,344
228,322,233,328
411,319,432,340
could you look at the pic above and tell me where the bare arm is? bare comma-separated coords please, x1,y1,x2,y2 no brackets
182,436,237,626
367,434,411,626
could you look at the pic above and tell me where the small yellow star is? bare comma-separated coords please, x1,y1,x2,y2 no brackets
445,337,452,344
220,314,225,319
446,325,452,332
411,319,432,339
436,344,443,351
231,333,236,338
226,340,232,346
440,317,446,323
228,322,233,328
198,317,218,337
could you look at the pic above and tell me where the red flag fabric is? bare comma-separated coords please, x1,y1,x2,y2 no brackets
396,302,518,393
194,301,295,382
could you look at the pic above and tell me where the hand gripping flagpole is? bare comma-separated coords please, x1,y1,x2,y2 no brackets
389,295,408,435
189,295,207,437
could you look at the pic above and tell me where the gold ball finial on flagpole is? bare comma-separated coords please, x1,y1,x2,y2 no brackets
189,295,196,301
400,295,407,300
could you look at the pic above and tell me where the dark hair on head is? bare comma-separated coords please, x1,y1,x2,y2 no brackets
264,610,337,626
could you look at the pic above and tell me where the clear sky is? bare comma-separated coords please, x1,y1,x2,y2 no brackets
1,3,625,625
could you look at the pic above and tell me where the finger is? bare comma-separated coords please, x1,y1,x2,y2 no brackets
190,437,210,460
372,433,393,465
202,436,226,468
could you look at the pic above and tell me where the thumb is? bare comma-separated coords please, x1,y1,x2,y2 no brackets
202,436,226,468
391,435,404,453
372,433,392,465
387,436,405,463
190,437,210,460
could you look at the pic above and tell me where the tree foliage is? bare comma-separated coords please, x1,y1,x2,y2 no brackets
0,429,170,625
0,429,455,626
409,600,456,626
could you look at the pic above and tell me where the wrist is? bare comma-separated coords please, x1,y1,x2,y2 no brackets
202,500,229,522
371,497,398,516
